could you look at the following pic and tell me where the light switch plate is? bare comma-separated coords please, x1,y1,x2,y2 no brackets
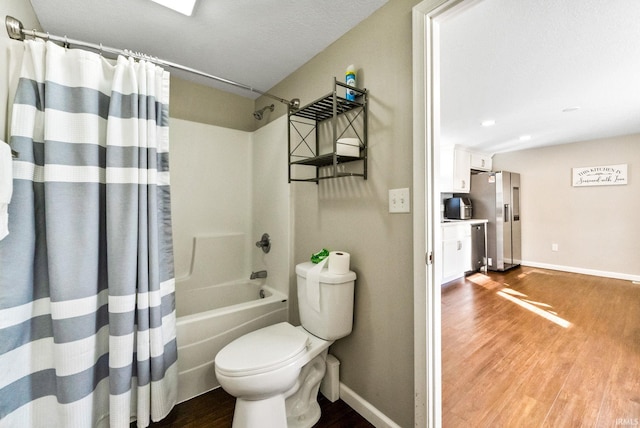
389,188,410,213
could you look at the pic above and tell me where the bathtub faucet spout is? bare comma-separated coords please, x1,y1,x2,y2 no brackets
250,270,268,280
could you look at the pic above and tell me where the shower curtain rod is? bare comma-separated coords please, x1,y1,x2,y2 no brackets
5,15,300,108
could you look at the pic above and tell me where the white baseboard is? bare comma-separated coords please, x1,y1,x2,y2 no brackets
521,261,640,282
339,383,401,428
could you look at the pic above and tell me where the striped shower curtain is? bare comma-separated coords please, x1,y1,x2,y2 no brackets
0,40,177,427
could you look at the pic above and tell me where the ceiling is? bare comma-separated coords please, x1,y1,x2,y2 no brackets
439,0,640,153
28,0,640,154
29,0,388,98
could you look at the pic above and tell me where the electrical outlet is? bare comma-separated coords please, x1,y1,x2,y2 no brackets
389,188,410,213
552,243,559,252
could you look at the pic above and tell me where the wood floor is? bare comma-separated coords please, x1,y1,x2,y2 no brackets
135,387,373,428
442,266,640,427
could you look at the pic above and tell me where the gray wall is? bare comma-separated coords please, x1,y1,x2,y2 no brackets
493,133,640,278
259,0,421,425
170,77,256,131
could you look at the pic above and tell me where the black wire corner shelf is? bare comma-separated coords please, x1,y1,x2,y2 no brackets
288,78,368,184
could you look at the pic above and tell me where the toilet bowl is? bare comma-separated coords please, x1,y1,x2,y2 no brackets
215,262,356,428
215,322,333,428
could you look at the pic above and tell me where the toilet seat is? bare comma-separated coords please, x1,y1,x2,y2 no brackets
215,322,310,377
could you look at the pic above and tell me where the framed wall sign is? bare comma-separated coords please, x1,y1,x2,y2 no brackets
572,164,628,187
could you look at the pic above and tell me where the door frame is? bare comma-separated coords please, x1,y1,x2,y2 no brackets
412,0,473,426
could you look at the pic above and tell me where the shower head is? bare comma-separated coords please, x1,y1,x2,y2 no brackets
253,104,275,120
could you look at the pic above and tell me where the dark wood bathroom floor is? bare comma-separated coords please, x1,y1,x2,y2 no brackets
134,387,374,427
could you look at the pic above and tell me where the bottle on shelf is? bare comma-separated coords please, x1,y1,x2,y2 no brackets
345,65,356,101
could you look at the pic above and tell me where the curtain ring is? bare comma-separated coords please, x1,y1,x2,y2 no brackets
64,35,68,49
31,29,37,39
99,43,103,57
46,32,50,41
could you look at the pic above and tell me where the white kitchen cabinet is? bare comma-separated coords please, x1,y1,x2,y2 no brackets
440,146,471,193
441,223,471,283
470,151,492,171
441,220,487,284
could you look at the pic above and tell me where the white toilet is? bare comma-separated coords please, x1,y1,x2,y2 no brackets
214,261,356,428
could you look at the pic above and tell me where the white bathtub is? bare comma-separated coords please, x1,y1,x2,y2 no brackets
175,280,288,403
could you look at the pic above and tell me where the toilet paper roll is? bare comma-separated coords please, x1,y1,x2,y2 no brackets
328,251,350,275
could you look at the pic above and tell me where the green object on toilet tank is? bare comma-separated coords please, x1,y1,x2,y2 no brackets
310,248,330,264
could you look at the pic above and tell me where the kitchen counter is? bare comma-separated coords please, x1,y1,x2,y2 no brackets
441,219,488,227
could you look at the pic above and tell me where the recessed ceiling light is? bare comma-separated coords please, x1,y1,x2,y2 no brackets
562,106,580,113
151,0,197,16
481,120,496,127
519,135,531,141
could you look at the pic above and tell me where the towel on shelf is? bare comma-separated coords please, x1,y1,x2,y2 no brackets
0,141,13,241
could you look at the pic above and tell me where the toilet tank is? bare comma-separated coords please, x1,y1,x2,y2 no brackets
296,262,356,340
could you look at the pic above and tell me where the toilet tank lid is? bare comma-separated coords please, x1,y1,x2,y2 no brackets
215,322,309,377
296,261,356,283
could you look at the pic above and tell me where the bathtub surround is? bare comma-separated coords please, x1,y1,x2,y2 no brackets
250,115,292,299
168,116,291,298
0,40,177,426
168,120,252,279
177,235,249,288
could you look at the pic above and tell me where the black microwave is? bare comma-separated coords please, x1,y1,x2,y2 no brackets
445,197,472,220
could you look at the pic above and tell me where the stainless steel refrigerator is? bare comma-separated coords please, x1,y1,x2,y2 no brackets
469,171,521,271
